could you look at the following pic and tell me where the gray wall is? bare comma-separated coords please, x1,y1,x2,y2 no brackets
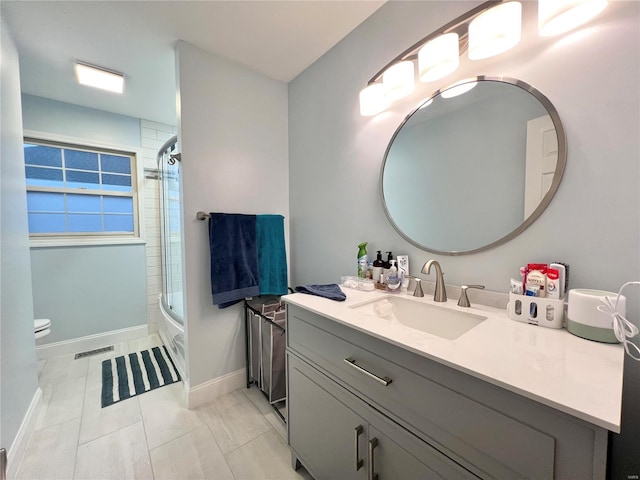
30,245,147,343
0,17,39,458
22,95,148,343
22,95,141,147
288,1,639,477
176,41,289,388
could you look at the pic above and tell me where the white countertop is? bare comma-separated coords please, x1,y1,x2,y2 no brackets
283,288,625,432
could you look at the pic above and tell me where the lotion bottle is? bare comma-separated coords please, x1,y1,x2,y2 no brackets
383,251,393,278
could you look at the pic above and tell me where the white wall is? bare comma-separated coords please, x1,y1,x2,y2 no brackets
140,119,177,334
0,16,39,462
22,95,148,344
175,41,289,388
288,1,639,476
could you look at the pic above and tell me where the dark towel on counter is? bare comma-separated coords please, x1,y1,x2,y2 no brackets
257,215,288,296
209,213,260,308
295,284,346,302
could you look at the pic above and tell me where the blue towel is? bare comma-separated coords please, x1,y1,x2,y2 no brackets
295,284,346,302
209,213,260,308
257,215,288,296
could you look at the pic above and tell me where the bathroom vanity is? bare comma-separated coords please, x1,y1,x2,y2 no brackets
284,290,624,479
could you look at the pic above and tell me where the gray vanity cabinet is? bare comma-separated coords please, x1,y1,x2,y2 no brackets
288,354,476,480
286,303,609,480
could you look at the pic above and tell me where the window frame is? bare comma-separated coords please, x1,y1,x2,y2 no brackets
24,130,146,247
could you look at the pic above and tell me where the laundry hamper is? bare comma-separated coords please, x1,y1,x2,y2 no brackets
245,297,287,405
260,315,286,404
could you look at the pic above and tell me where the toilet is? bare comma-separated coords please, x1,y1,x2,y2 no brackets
34,318,51,339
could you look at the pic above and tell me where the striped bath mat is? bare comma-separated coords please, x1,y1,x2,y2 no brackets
101,346,181,408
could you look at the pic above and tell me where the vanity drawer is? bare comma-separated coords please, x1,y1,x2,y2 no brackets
287,304,555,479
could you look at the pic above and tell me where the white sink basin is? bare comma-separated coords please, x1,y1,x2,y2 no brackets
350,296,487,340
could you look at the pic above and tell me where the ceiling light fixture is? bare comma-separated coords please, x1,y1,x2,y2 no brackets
75,62,124,94
538,0,608,36
468,2,522,60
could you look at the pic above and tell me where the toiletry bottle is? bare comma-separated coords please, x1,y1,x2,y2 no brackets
372,251,384,282
357,242,368,278
550,262,566,298
385,260,401,293
383,251,393,278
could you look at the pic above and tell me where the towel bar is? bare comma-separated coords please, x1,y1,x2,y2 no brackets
196,211,210,220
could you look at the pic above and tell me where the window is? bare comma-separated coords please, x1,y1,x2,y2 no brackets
24,138,139,239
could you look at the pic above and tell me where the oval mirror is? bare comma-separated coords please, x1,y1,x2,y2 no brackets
381,76,566,255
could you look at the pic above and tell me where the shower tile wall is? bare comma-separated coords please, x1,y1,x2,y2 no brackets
141,119,177,333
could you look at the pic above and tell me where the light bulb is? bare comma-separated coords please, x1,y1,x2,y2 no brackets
418,33,460,83
383,61,415,102
359,83,388,116
468,2,522,60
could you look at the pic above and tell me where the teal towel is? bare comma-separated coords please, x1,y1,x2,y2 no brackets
257,215,288,296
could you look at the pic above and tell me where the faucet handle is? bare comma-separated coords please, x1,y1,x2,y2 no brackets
457,285,485,307
412,278,424,298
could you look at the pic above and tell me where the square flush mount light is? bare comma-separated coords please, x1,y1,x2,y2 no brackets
75,62,124,93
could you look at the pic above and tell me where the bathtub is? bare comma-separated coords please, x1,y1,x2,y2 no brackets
158,293,187,383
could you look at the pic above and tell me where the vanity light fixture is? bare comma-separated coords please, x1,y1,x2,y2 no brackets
383,61,415,102
359,0,608,117
418,33,460,83
440,81,477,99
538,0,608,36
359,83,389,116
468,2,522,60
74,62,124,94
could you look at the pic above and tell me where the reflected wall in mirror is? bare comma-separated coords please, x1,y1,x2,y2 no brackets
381,76,566,255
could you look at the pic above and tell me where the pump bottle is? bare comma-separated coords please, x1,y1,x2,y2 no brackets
372,251,384,282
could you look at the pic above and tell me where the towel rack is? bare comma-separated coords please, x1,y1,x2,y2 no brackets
196,211,210,220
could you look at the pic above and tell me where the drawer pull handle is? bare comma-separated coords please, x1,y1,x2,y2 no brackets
369,437,379,480
344,358,393,386
354,425,364,471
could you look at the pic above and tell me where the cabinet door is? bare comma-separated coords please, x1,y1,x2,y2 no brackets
369,414,478,480
288,354,368,480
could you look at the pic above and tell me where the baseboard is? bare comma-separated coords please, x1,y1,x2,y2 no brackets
35,325,149,360
187,368,245,409
7,387,42,478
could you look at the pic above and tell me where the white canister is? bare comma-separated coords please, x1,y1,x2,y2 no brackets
567,289,626,343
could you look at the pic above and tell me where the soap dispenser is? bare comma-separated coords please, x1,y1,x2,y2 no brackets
372,251,384,282
383,251,393,278
385,260,401,293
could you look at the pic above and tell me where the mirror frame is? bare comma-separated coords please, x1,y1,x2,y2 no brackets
380,76,567,256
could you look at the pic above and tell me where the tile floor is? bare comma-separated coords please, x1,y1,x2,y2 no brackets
16,334,313,480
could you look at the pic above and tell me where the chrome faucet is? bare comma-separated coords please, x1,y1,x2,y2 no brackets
421,260,447,302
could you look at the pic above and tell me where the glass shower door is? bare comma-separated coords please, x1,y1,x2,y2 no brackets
158,137,184,323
